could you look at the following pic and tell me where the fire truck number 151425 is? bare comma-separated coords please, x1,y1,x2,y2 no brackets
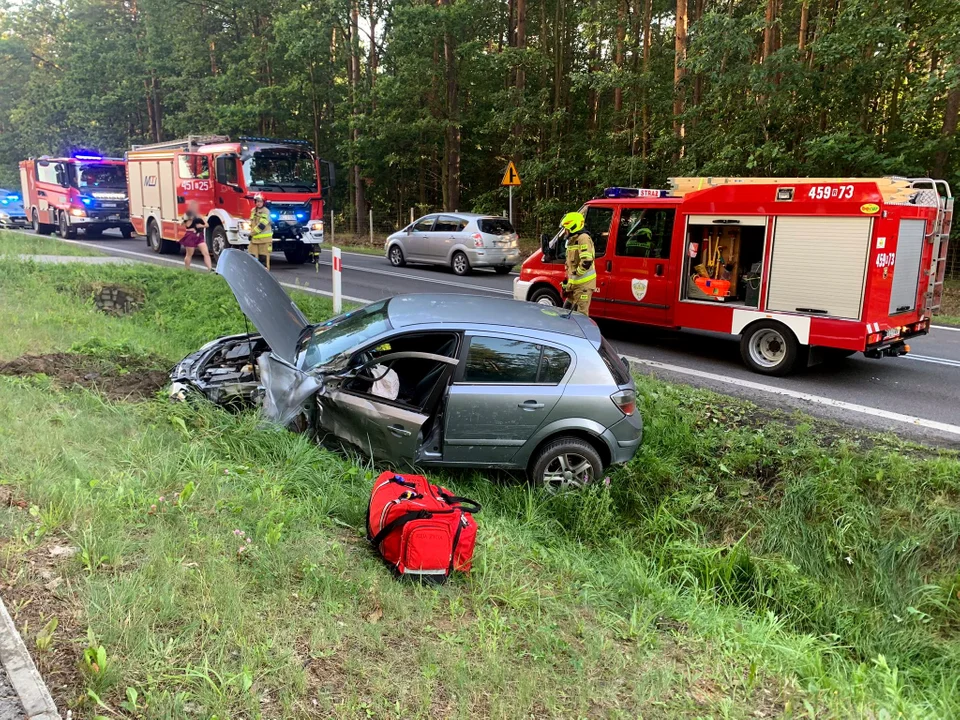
807,184,855,200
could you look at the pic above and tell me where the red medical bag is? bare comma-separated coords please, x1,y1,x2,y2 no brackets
367,472,480,581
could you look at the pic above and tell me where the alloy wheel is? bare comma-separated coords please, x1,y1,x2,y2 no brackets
541,452,594,494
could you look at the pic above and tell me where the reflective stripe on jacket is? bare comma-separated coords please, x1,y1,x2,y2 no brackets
250,207,273,241
565,231,596,288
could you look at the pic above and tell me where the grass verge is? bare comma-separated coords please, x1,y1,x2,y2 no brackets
0,229,104,257
0,257,958,718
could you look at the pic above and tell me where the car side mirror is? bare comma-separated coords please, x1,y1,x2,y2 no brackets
406,227,412,235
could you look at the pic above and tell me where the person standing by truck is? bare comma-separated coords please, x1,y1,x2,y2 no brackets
180,200,213,271
248,194,273,269
558,211,596,314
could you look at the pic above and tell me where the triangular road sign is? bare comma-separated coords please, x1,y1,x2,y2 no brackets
501,161,521,187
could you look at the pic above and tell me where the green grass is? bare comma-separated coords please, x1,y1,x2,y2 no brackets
0,229,103,256
0,257,959,718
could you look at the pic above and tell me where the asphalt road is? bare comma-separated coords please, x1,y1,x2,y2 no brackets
11,229,960,446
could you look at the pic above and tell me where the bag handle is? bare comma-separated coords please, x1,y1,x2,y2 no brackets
436,491,481,514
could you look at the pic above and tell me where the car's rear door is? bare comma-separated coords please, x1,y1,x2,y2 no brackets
442,334,571,464
424,215,465,263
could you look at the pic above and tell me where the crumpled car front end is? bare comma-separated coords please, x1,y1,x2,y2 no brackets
169,333,270,407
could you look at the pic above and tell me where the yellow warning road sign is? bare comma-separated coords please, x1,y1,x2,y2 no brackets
501,161,521,187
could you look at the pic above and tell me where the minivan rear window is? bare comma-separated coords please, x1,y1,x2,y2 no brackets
478,218,515,236
599,338,630,385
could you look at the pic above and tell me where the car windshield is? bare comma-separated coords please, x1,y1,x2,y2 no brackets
76,164,126,189
478,218,515,235
243,149,318,192
298,300,392,370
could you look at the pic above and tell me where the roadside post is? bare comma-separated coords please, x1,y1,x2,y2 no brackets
501,161,521,226
332,246,342,314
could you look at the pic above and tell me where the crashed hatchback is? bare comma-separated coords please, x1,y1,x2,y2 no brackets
171,249,642,491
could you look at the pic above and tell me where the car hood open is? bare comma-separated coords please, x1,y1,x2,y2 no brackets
215,249,309,364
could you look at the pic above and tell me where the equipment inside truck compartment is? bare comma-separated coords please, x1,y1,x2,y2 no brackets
682,221,766,306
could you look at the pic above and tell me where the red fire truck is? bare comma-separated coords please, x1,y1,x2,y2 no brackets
125,135,332,263
19,154,133,239
514,176,953,375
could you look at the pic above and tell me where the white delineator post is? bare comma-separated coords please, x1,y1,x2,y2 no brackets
332,246,342,314
330,208,335,246
369,209,374,245
509,186,513,226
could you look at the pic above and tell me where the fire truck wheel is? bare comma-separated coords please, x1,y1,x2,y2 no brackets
740,321,800,376
209,226,229,261
529,286,562,306
57,212,77,239
283,245,310,264
148,220,179,255
32,210,53,236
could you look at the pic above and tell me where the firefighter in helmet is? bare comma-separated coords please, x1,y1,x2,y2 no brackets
559,211,596,314
249,194,273,269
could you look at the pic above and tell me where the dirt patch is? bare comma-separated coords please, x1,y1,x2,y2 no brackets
0,352,168,401
938,284,960,320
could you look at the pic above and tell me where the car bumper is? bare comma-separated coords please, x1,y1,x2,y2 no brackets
467,248,520,267
0,217,29,228
69,213,130,225
604,413,643,465
514,278,532,301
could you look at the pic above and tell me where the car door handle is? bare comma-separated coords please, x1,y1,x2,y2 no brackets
388,424,412,437
37,190,46,197
606,260,612,272
655,263,665,277
518,400,544,410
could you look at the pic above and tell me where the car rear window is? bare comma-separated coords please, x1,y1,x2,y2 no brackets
478,218,515,236
599,338,630,385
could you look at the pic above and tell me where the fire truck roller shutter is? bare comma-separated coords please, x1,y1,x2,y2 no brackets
128,160,143,221
888,220,925,315
767,216,872,320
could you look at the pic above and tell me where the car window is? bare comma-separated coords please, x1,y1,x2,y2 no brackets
583,206,614,257
179,155,210,180
539,347,572,383
215,155,238,185
599,337,630,385
478,218,514,235
616,208,674,258
413,216,436,232
463,337,541,384
433,216,463,232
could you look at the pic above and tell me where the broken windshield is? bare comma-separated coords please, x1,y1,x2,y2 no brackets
298,300,392,371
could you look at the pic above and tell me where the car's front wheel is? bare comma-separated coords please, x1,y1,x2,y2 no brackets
388,244,405,267
494,266,512,275
530,437,603,494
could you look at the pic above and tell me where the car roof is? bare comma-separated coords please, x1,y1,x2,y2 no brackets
385,294,598,342
421,212,504,221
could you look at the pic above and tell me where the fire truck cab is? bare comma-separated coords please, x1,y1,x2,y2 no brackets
126,135,331,263
19,155,133,239
515,176,953,375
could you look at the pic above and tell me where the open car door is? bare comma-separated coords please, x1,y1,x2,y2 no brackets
317,351,459,464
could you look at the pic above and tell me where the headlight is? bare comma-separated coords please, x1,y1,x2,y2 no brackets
240,220,252,232
70,208,86,217
0,212,8,220
309,220,324,233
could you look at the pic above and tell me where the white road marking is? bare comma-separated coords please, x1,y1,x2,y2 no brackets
625,356,960,437
905,354,960,368
314,258,515,295
932,325,960,332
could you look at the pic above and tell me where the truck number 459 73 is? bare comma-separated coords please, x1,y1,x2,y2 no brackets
807,184,855,200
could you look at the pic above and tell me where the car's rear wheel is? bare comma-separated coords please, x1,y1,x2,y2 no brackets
740,320,801,376
531,437,603,494
530,286,562,306
58,211,76,239
33,210,53,236
388,244,405,267
451,251,471,276
494,266,512,275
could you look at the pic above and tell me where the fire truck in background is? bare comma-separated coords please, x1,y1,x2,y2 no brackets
125,135,332,263
19,154,133,239
515,176,952,376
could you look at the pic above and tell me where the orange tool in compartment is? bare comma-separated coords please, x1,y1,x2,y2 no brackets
693,276,731,297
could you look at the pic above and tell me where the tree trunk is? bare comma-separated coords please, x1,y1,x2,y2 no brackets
798,1,809,52
762,0,776,62
439,0,460,211
614,0,626,114
673,0,688,148
933,66,960,178
350,0,367,235
692,0,704,108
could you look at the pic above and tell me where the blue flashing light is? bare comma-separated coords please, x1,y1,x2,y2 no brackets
73,154,103,161
602,187,669,199
269,212,280,221
0,198,7,205
295,211,307,222
81,197,93,206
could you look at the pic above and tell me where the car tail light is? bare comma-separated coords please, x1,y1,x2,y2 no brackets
610,389,636,416
472,232,484,248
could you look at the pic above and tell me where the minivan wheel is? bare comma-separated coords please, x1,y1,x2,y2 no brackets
531,437,603,494
388,244,405,267
740,320,800,376
494,266,512,275
530,286,562,306
451,251,471,276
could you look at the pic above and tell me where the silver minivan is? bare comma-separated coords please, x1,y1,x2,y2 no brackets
171,250,642,492
385,212,521,276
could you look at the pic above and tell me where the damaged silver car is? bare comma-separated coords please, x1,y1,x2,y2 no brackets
171,249,642,491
